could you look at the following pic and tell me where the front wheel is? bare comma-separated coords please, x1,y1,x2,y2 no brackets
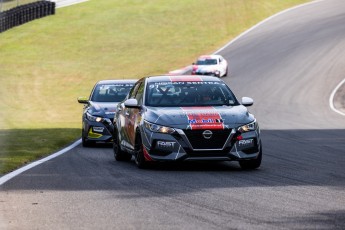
224,67,228,77
82,129,92,147
113,131,131,161
239,145,262,170
134,133,149,169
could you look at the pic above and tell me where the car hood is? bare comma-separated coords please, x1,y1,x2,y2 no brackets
144,106,254,130
87,101,119,119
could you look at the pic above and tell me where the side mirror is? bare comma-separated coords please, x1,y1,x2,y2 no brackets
124,98,140,108
77,97,88,104
241,97,254,107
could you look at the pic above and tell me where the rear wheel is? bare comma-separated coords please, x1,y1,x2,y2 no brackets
113,130,131,161
239,145,262,170
134,133,149,169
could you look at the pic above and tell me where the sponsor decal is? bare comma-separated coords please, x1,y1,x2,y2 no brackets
157,141,175,149
181,107,224,130
152,81,220,86
189,118,223,124
100,84,134,89
238,139,254,147
93,127,104,133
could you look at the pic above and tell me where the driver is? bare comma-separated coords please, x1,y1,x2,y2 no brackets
199,86,213,102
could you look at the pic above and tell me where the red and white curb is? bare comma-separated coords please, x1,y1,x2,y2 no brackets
168,65,192,75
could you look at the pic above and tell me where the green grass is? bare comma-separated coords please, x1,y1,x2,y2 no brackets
0,128,80,173
0,0,309,174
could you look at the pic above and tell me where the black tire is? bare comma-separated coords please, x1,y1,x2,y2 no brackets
134,133,149,169
239,145,262,170
82,129,92,147
224,67,228,77
113,131,131,161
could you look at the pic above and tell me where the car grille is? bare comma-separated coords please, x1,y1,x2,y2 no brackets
183,129,232,150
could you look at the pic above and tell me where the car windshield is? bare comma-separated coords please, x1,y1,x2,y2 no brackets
145,81,239,107
196,59,218,65
91,83,134,102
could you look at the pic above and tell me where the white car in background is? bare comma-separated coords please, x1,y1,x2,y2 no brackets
191,54,228,77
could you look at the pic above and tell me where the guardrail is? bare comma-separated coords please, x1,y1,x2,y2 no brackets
0,0,55,33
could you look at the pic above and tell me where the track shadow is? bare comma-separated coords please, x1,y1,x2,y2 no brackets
1,129,345,192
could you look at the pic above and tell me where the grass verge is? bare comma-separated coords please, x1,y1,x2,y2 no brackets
0,0,309,174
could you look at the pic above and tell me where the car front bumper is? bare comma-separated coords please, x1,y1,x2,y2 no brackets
83,120,113,143
141,127,261,162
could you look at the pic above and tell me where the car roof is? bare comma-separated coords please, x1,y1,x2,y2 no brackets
96,79,137,84
197,54,222,60
145,75,223,83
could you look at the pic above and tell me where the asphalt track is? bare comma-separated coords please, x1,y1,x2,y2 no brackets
1,0,345,229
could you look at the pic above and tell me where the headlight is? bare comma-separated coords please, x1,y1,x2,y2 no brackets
144,120,175,134
237,120,257,133
86,112,103,122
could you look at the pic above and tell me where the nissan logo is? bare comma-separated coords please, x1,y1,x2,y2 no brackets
202,130,213,139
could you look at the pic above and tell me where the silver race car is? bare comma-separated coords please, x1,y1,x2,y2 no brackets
113,75,261,169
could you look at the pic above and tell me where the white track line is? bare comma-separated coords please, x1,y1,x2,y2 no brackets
329,78,345,116
53,0,89,8
0,139,81,186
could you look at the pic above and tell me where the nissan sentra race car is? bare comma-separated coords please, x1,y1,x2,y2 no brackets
112,75,262,169
77,79,136,147
191,54,228,77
